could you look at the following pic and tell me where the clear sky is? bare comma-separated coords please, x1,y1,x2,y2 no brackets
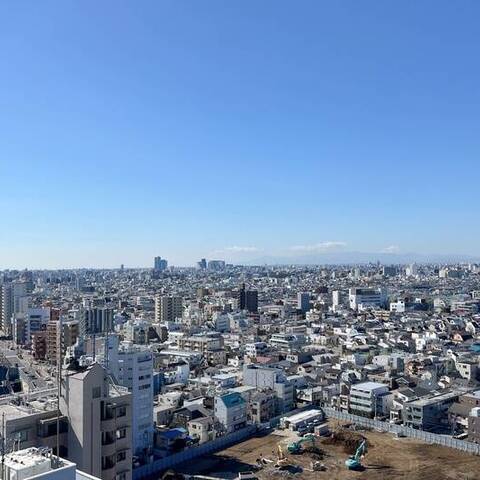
1,1,480,268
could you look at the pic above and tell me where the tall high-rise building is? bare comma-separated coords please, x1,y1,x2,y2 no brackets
1,282,29,335
406,263,418,277
332,290,342,308
238,284,258,313
153,256,168,272
197,258,207,270
383,265,398,277
207,260,225,271
155,295,183,323
297,292,311,314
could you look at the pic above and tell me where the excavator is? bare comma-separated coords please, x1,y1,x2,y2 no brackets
345,439,366,470
287,434,316,454
275,444,288,468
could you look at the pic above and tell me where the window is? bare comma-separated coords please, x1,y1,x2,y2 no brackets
117,451,127,462
117,406,127,417
116,428,126,439
13,430,28,442
92,387,101,399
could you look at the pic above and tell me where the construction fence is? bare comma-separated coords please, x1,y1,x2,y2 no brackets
132,406,480,478
132,425,257,480
323,407,480,455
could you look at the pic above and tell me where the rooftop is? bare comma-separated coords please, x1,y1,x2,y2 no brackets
351,381,389,392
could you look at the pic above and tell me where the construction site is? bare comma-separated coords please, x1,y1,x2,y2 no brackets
170,420,480,480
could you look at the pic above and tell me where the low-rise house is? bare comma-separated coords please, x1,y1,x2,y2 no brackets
214,392,247,433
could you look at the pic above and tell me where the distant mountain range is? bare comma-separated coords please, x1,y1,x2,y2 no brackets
242,251,480,266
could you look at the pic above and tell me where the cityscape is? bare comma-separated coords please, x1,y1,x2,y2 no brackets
1,260,480,479
2,2,480,480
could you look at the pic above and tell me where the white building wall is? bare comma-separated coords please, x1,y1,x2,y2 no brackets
117,344,154,456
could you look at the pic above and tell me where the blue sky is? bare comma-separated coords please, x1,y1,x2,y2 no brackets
1,1,479,268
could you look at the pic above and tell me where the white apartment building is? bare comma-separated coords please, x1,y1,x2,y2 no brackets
117,342,154,458
245,342,268,358
349,287,386,311
2,282,29,335
332,290,342,308
214,392,247,434
349,381,389,418
390,299,406,313
243,364,295,413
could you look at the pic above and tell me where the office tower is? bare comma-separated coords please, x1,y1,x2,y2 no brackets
1,282,29,335
117,343,154,458
155,295,183,322
383,265,398,277
60,362,133,480
297,292,311,314
238,284,258,313
207,260,226,271
197,258,207,270
19,270,34,293
154,256,168,272
406,263,418,277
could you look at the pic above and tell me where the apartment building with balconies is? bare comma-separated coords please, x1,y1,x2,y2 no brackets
60,362,133,480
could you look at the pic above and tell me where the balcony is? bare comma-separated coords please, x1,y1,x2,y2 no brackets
102,442,117,457
101,418,117,432
102,466,116,480
102,432,116,446
102,456,116,472
102,402,116,419
115,436,130,452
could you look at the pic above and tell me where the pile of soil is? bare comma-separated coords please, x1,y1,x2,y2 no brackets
323,429,368,454
302,445,325,460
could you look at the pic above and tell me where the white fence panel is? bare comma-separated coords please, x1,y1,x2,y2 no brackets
323,407,480,455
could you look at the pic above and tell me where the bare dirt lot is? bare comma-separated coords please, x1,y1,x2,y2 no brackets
175,423,480,480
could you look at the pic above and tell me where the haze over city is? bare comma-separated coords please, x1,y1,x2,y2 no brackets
2,1,480,268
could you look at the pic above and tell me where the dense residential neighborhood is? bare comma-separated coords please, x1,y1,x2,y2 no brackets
2,260,480,478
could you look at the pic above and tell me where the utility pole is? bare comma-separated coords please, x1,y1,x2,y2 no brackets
55,315,62,468
2,412,5,480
